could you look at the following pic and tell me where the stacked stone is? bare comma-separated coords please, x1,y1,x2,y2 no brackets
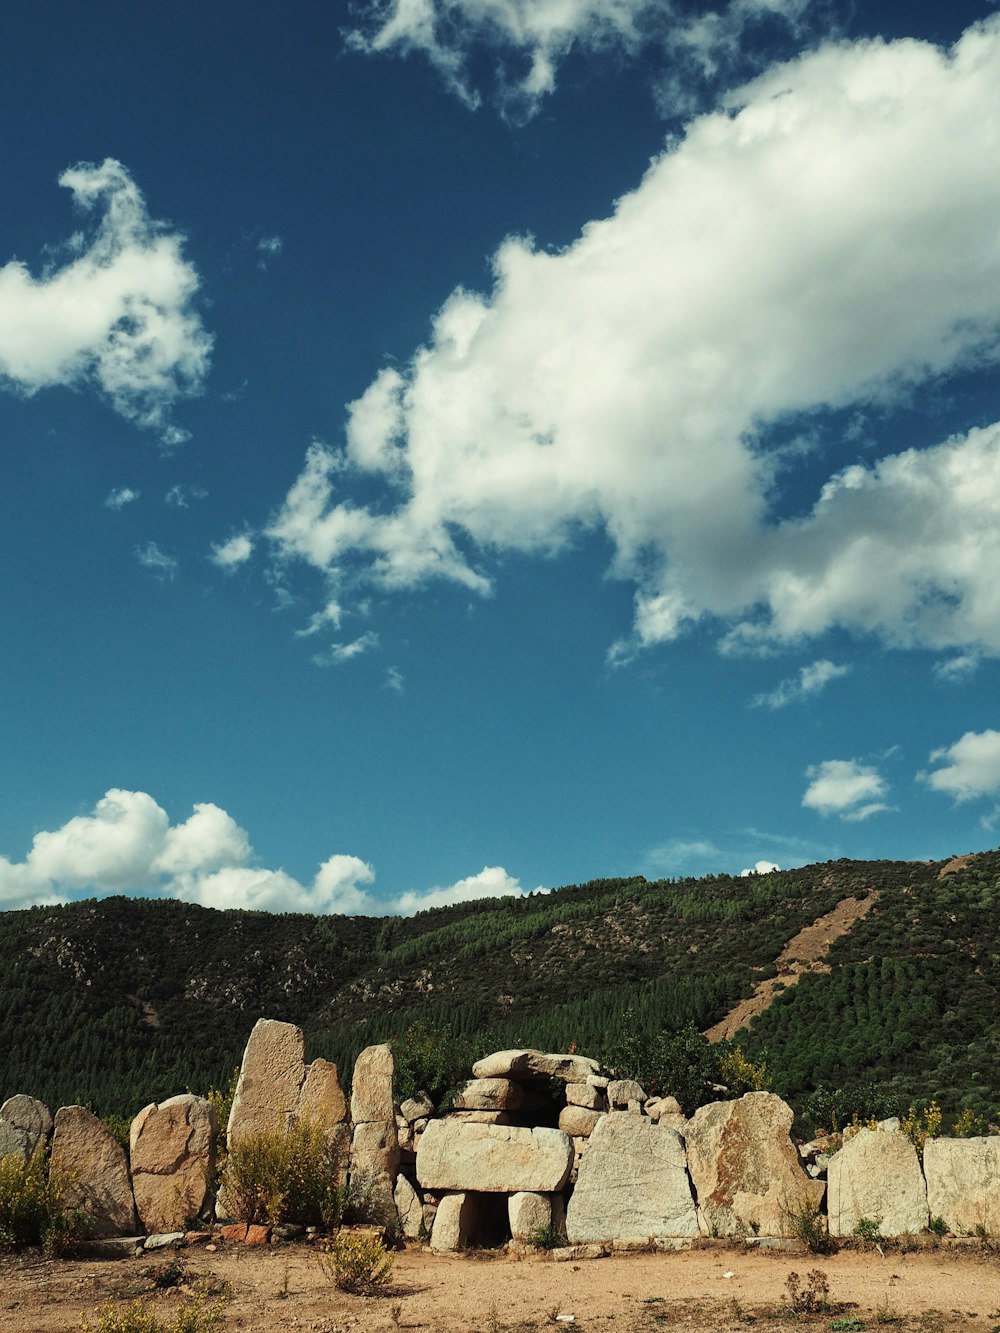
350,1044,399,1224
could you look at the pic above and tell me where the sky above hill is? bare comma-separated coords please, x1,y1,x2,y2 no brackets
3,0,1000,916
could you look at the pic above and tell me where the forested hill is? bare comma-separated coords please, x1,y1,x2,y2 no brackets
1,851,998,1129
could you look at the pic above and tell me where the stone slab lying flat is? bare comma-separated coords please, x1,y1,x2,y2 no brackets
472,1049,601,1082
416,1120,574,1192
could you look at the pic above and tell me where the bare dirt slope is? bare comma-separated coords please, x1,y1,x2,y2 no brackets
2,1242,998,1333
704,892,879,1043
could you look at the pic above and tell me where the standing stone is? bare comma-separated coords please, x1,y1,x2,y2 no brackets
394,1174,424,1239
298,1058,348,1128
0,1095,53,1159
350,1045,395,1125
685,1092,823,1238
129,1095,217,1235
472,1049,600,1082
227,1019,306,1147
509,1191,552,1243
827,1129,928,1238
430,1191,478,1251
566,1116,699,1242
50,1106,138,1239
924,1136,1000,1236
417,1121,574,1193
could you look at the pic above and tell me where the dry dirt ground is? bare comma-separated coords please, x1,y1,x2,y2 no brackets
2,1241,998,1333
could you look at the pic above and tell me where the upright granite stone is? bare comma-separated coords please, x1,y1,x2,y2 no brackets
472,1049,600,1082
417,1121,574,1193
923,1137,1000,1237
566,1116,699,1242
351,1044,395,1125
430,1192,478,1251
394,1174,424,1239
685,1092,823,1238
130,1094,217,1235
50,1106,138,1239
227,1019,306,1147
0,1095,53,1160
298,1058,348,1128
508,1191,552,1242
350,1044,399,1223
827,1129,928,1238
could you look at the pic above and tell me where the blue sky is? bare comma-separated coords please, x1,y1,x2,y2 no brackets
3,0,1000,916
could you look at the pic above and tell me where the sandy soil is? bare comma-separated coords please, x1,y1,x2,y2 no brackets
2,1240,998,1333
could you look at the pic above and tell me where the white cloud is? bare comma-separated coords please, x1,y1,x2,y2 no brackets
0,159,211,435
0,788,534,919
739,859,781,876
271,22,1000,663
920,729,1000,803
347,0,818,120
256,235,284,271
210,533,254,570
385,665,405,692
753,658,849,709
165,484,208,508
135,540,178,580
933,654,980,683
105,486,139,510
388,865,533,915
311,631,380,666
802,759,891,821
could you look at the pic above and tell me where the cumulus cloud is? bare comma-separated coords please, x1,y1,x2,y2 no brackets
802,759,891,821
0,159,211,435
105,486,139,510
165,484,207,508
933,654,980,683
347,0,819,120
0,788,536,918
740,859,781,876
135,540,178,580
270,21,1000,663
210,533,254,570
753,658,849,709
919,729,1000,804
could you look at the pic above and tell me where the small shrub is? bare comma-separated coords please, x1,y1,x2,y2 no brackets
952,1108,987,1138
79,1291,227,1333
829,1319,867,1331
786,1194,836,1255
101,1115,133,1150
928,1215,948,1238
223,1119,346,1227
901,1102,942,1157
0,1150,79,1254
853,1216,883,1243
785,1269,831,1315
527,1223,562,1250
318,1230,394,1294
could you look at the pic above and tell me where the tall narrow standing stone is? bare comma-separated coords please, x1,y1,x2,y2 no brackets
50,1107,138,1239
130,1094,218,1234
227,1018,306,1148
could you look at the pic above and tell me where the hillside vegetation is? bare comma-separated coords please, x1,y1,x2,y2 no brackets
1,852,998,1130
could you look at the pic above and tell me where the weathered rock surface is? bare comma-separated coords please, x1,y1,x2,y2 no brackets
430,1191,478,1251
400,1094,434,1123
0,1095,53,1159
508,1191,552,1242
351,1044,395,1125
607,1079,646,1109
827,1129,928,1237
298,1058,348,1127
129,1094,217,1235
685,1092,823,1238
352,1120,400,1176
50,1106,138,1239
558,1106,604,1137
227,1019,305,1147
566,1116,699,1242
472,1049,601,1083
645,1096,682,1120
451,1078,524,1112
565,1083,605,1111
394,1174,424,1239
417,1121,574,1193
923,1137,1000,1237
449,1110,515,1125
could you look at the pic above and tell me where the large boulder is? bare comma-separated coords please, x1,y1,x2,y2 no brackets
685,1092,823,1238
827,1129,928,1238
472,1049,601,1082
922,1136,1000,1237
430,1192,478,1251
509,1191,552,1243
452,1079,524,1112
0,1095,53,1160
416,1121,574,1193
50,1106,138,1239
130,1095,217,1235
558,1106,604,1137
227,1019,306,1147
565,1083,605,1111
566,1116,699,1242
